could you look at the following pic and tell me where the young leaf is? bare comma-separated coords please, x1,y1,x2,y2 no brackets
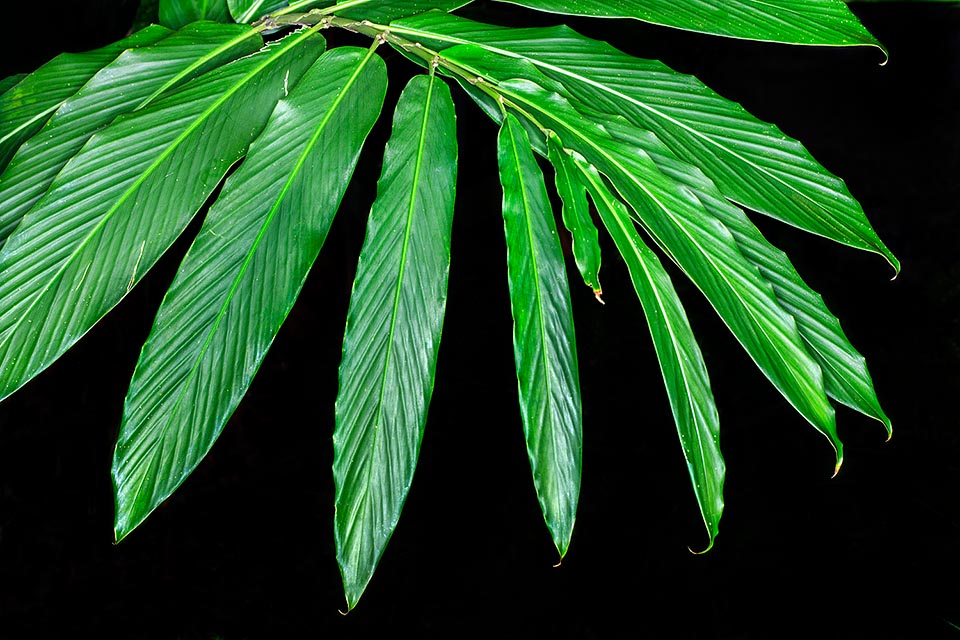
497,113,582,558
0,28,326,405
493,0,885,51
0,22,262,244
228,0,288,23
113,44,386,542
0,24,172,172
334,73,457,610
565,149,724,551
388,12,899,271
160,0,232,28
547,135,602,296
603,120,891,434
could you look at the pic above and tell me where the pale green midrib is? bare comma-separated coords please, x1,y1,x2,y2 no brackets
0,26,322,395
507,118,561,506
346,74,435,561
239,0,267,24
125,43,375,509
1,104,63,148
499,83,831,434
586,163,716,531
389,24,876,253
136,27,264,110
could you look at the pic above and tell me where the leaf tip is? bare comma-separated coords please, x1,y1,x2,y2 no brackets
593,289,604,304
688,536,715,556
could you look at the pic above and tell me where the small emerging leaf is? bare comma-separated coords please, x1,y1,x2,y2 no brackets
493,0,885,52
498,113,582,558
547,134,602,296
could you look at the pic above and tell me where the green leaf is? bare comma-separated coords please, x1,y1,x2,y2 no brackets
334,73,456,611
493,0,885,51
281,0,473,23
0,27,326,406
160,0,232,28
497,113,582,558
389,12,899,271
113,43,385,542
228,0,288,23
442,54,838,462
0,22,262,244
0,75,25,95
0,24,172,173
564,148,723,551
604,120,891,435
546,134,602,296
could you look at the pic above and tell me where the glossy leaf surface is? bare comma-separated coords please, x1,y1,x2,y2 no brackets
0,22,261,243
160,0,232,28
567,149,723,550
113,44,384,541
389,12,898,270
498,113,582,558
0,28,326,406
334,73,456,610
0,25,171,172
494,0,884,50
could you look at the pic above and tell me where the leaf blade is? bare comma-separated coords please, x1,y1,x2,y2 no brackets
498,113,582,558
334,73,457,610
160,0,232,28
113,44,386,542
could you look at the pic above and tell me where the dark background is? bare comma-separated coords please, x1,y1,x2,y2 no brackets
0,1,958,638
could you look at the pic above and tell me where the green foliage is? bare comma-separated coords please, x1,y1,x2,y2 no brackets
0,0,898,610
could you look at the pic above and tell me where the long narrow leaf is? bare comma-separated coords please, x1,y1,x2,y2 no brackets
565,147,724,551
160,0,232,28
113,44,385,541
494,0,884,50
334,73,457,610
0,25,172,172
279,0,473,23
498,113,582,558
0,28,327,405
0,22,262,244
388,13,898,271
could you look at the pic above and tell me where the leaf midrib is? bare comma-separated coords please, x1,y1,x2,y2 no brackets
505,116,558,479
351,73,436,533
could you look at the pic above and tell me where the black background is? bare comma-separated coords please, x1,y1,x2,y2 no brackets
0,1,958,638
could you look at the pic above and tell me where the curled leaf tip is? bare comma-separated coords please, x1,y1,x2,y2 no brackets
832,457,843,479
688,537,715,556
553,558,563,568
593,289,604,304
